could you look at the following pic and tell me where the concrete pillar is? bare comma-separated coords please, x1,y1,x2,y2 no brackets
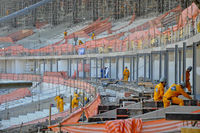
179,50,182,83
76,59,78,79
90,58,91,80
159,51,162,79
175,45,178,84
102,58,105,78
151,52,153,82
43,59,45,73
149,55,151,79
56,59,59,72
136,54,139,83
109,57,111,78
96,58,98,82
50,59,53,72
116,57,119,80
164,50,169,87
34,60,37,74
193,42,197,99
183,42,186,82
144,54,146,81
122,56,125,70
5,60,7,73
130,56,133,81
83,59,85,78
69,59,71,77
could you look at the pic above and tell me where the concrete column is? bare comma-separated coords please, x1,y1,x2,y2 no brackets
76,59,78,79
83,59,85,78
151,53,153,82
96,58,98,82
130,56,133,81
43,59,45,73
192,42,197,99
179,50,182,83
175,45,178,84
50,59,53,72
136,54,139,83
109,57,111,78
56,59,58,72
144,54,146,81
159,51,162,79
122,56,125,70
102,58,105,78
164,50,169,87
90,58,91,80
183,42,186,82
34,60,37,74
116,57,119,80
69,59,71,77
5,60,7,73
133,57,135,80
148,55,151,79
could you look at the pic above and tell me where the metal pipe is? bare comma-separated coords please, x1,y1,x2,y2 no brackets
175,45,178,84
192,42,197,99
183,42,186,82
90,58,92,80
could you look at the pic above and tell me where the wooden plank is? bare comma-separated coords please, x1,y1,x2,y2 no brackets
166,112,200,121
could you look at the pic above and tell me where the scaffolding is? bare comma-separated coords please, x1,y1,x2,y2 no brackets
0,0,191,29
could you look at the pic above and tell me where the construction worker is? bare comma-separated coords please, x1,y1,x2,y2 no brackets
64,31,67,37
84,97,89,105
163,82,192,108
91,33,95,40
123,67,130,81
153,77,167,102
79,40,83,45
185,66,192,93
72,93,79,109
59,96,64,112
54,95,61,111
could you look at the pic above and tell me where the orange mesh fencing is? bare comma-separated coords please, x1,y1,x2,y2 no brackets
0,88,31,104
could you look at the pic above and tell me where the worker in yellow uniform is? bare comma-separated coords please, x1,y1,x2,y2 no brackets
154,77,166,102
163,82,192,108
79,40,83,45
123,67,130,81
59,96,64,112
72,93,79,109
185,66,192,93
54,95,61,111
91,33,95,40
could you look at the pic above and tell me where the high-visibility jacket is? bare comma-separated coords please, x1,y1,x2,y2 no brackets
72,97,79,108
186,70,190,81
59,98,64,112
153,82,165,101
123,68,130,81
163,84,192,100
54,96,61,109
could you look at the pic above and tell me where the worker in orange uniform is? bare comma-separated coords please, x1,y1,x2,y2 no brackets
153,77,167,102
163,82,192,108
64,31,67,37
123,66,130,81
185,66,192,93
54,95,61,111
72,93,79,109
59,96,64,112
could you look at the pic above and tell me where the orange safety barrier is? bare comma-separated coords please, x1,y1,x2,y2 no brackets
0,88,31,104
105,118,142,133
84,94,101,119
